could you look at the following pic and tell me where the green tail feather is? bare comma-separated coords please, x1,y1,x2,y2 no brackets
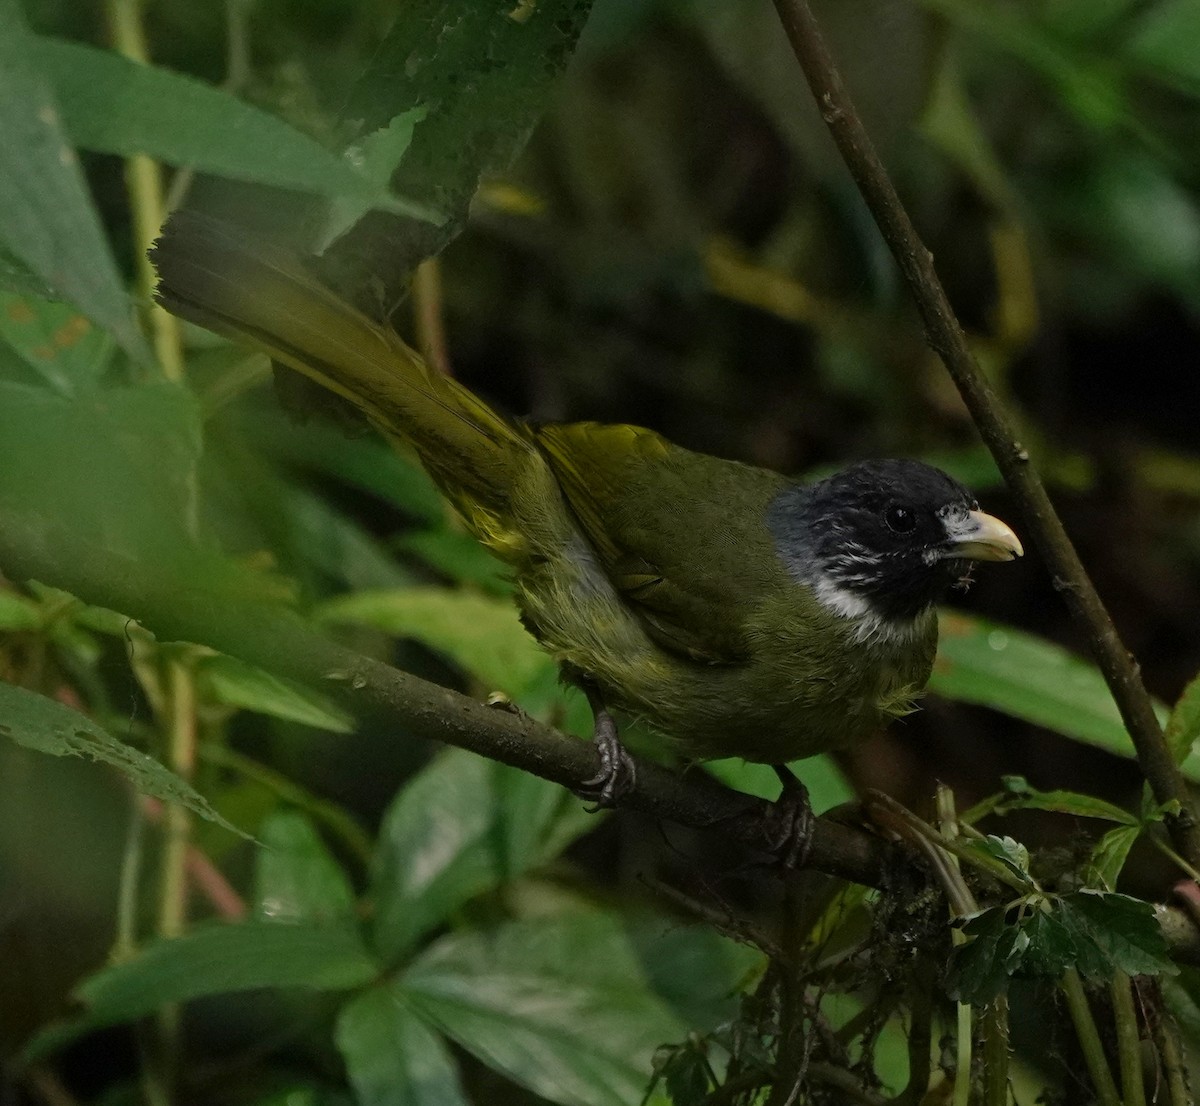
152,212,533,520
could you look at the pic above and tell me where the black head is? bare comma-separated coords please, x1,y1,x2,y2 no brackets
769,459,1022,626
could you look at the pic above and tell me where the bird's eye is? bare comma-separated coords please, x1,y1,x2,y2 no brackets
885,505,917,534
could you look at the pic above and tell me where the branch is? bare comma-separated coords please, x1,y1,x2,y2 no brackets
2,506,1199,961
768,0,1200,870
0,508,889,889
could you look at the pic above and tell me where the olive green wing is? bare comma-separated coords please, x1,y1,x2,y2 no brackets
531,421,786,664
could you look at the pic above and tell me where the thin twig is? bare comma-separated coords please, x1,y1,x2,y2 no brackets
767,0,1200,871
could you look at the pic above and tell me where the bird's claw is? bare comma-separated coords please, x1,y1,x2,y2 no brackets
761,767,814,869
579,708,636,810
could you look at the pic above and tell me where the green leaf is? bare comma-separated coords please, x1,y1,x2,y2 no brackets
1068,152,1200,304
371,749,503,964
328,0,596,306
0,292,114,396
1084,824,1142,891
949,898,1094,1004
198,654,355,734
1040,0,1136,41
1060,891,1178,980
948,908,1023,1004
995,775,1138,824
491,758,595,876
1125,0,1200,89
336,985,469,1106
255,811,357,926
229,400,446,525
32,37,435,219
267,482,416,594
0,381,203,562
0,244,56,299
401,914,686,1106
370,748,593,964
75,921,378,1027
705,754,854,814
1018,907,1078,978
0,21,146,361
1166,674,1200,765
318,108,429,248
316,587,554,700
0,591,41,630
626,917,765,1031
396,528,511,594
0,681,242,836
920,0,1130,131
933,613,1168,756
968,835,1032,882
649,1041,713,1106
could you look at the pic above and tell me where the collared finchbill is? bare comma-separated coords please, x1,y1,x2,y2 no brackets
945,509,1024,562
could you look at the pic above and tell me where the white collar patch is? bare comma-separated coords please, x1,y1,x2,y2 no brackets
809,571,927,646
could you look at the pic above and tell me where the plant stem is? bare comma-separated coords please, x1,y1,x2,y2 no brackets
105,0,185,380
159,658,197,940
868,791,1032,895
981,996,1010,1106
767,0,1200,872
953,1001,971,1106
114,797,147,961
1156,1007,1193,1106
155,655,198,1079
1060,969,1120,1106
1148,832,1200,884
1110,972,1146,1106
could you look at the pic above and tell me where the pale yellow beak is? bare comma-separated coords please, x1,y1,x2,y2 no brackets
946,509,1024,562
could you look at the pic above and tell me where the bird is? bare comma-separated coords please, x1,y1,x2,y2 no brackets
151,212,1022,828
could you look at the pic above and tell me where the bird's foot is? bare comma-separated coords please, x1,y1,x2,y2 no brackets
579,706,637,810
760,765,814,869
